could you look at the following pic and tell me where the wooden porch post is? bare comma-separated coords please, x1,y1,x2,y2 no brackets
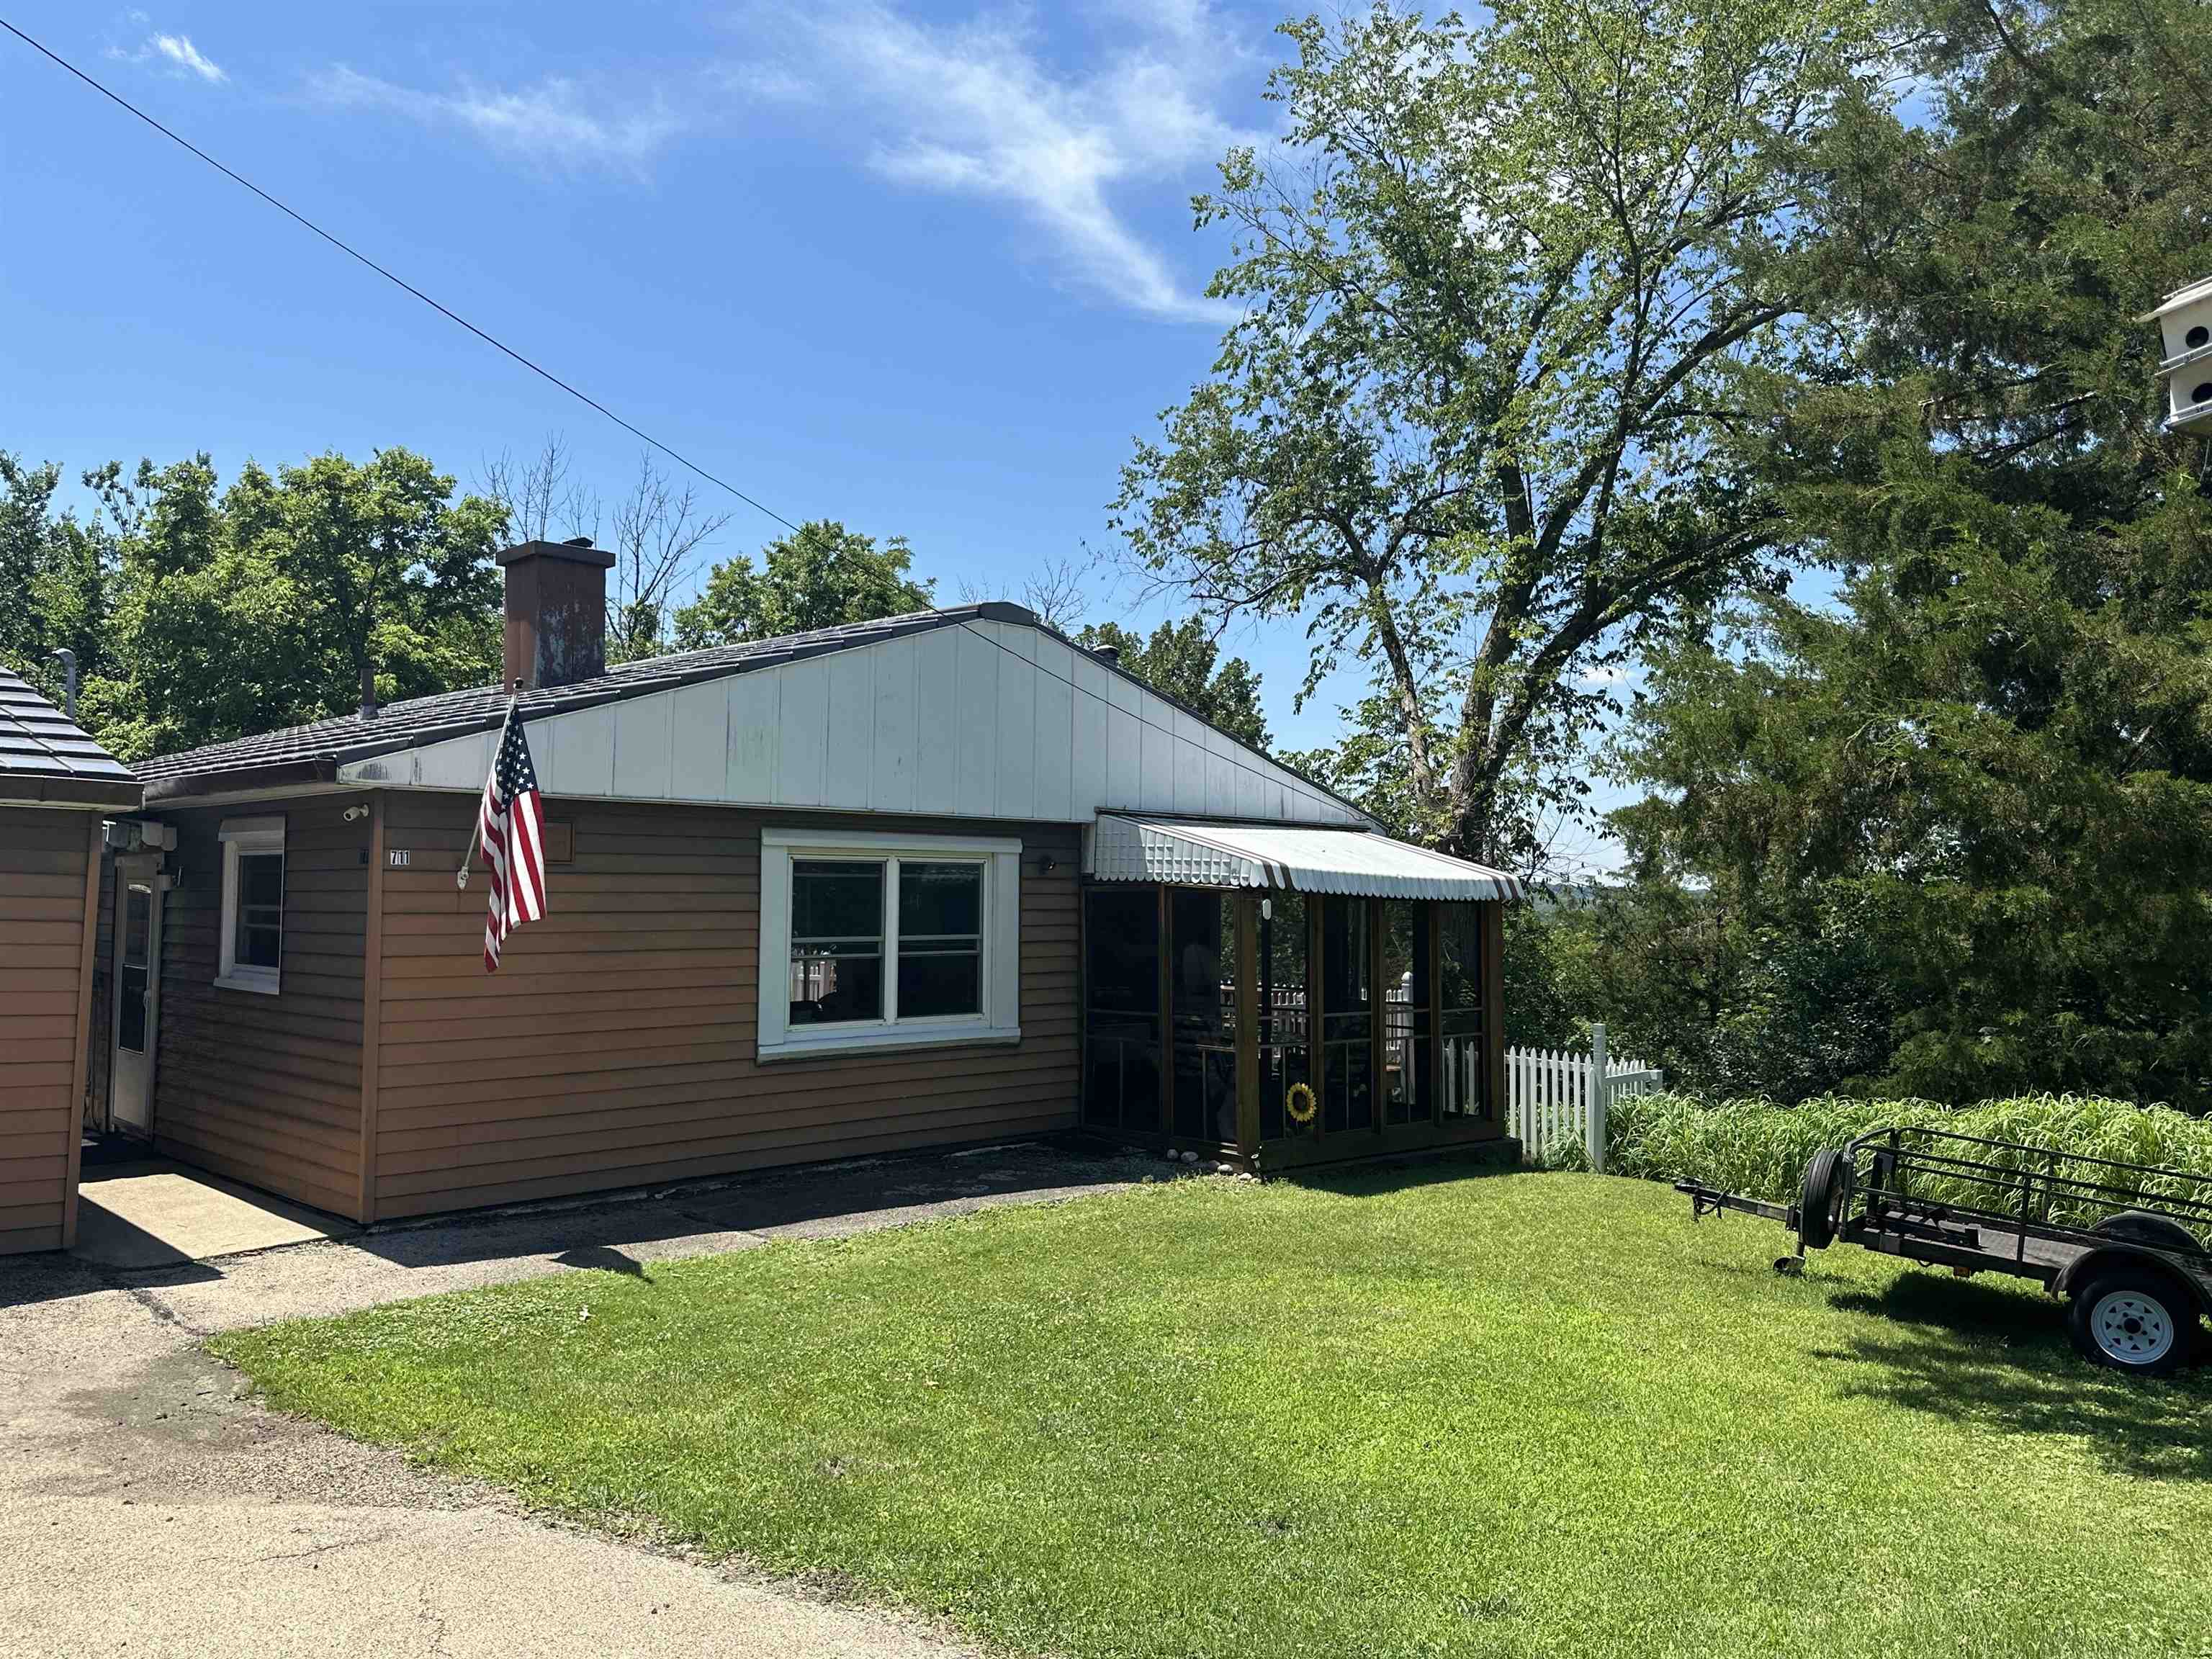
1368,898,1386,1135
1424,900,1444,1123
1234,894,1259,1159
1308,895,1326,1145
1483,900,1507,1122
1156,885,1173,1142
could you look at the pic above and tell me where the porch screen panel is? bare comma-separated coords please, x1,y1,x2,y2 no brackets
1381,901,1434,1126
1319,896,1374,1133
1168,889,1238,1143
1439,903,1488,1118
1084,888,1161,1134
1256,891,1311,1141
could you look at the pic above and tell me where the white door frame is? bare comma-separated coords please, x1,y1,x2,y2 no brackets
107,854,164,1137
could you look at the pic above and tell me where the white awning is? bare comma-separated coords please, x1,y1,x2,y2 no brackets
1084,815,1525,902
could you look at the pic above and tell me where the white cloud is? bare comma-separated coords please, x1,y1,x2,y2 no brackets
311,66,686,172
108,15,225,84
150,32,224,82
755,3,1256,323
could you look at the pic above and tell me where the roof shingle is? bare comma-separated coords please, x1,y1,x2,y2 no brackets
0,665,141,807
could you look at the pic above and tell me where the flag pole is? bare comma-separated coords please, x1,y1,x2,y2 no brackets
457,688,521,891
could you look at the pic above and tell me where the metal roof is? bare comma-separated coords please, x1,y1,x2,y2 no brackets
135,606,1020,796
1084,814,1525,901
134,604,1375,821
0,665,141,808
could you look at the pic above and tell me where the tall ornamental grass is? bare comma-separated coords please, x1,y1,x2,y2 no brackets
1602,1092,2212,1232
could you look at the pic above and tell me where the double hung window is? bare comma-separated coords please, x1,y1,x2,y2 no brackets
761,830,1020,1058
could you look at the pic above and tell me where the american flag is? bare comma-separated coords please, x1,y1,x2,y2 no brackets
477,714,547,971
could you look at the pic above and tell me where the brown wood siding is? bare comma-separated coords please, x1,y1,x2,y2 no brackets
0,806,96,1254
84,848,114,1132
150,800,369,1219
370,794,1080,1218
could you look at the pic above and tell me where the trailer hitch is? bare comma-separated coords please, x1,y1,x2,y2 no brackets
1673,1182,1807,1276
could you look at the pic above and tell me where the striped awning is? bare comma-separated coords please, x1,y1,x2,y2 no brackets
1084,815,1524,902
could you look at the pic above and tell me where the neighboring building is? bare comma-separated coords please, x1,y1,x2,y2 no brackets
0,666,141,1254
87,539,1521,1227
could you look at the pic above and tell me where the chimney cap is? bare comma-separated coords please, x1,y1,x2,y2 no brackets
1092,643,1120,665
496,537,616,570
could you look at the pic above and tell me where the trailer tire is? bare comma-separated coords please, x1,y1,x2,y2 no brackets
2068,1267,2193,1377
1797,1147,1848,1251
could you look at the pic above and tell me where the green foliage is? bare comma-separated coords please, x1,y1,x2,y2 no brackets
0,454,120,708
2,448,503,760
1609,1092,2212,1228
673,520,931,649
1073,616,1269,750
1115,0,1884,861
1594,0,2212,1107
214,1175,2212,1658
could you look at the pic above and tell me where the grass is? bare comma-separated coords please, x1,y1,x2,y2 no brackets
212,1171,2212,1659
1604,1092,2212,1228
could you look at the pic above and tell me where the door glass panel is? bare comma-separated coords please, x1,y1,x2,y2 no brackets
1320,896,1374,1132
1382,902,1434,1126
1083,888,1161,1134
120,883,150,1054
1257,892,1310,1141
790,860,884,1023
1439,904,1486,1118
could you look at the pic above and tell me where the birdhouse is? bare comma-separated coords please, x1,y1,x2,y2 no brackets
2145,277,2212,433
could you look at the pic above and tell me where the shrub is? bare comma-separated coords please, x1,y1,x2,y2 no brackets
1605,1092,2212,1230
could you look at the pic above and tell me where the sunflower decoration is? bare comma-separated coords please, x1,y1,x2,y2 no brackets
1285,1081,1318,1125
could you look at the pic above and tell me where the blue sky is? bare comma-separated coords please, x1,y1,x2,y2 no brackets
2,1,1631,871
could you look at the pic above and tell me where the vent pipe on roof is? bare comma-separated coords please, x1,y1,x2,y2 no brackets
498,536,617,691
1092,643,1120,667
359,660,379,721
49,648,77,721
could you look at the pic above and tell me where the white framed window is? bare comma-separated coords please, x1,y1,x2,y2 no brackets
216,815,286,995
757,827,1021,1061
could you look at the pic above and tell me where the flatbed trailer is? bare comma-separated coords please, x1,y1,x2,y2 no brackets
1677,1125,2212,1375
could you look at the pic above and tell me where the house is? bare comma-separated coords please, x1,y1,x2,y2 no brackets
87,538,1522,1226
1,667,142,1254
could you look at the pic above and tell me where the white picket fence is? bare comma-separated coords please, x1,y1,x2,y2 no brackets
1503,1025,1663,1172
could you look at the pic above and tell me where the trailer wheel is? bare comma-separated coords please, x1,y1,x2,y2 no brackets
2068,1268,2193,1377
1797,1147,1848,1251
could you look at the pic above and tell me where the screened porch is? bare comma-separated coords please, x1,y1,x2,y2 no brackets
1078,817,1519,1172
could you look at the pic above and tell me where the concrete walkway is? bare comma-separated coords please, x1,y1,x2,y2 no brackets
1,1141,1155,1658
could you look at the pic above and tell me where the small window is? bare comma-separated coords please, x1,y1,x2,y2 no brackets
217,817,285,994
2188,325,2210,351
760,830,1022,1060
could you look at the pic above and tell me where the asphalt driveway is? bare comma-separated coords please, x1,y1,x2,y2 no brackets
1,1141,1158,1658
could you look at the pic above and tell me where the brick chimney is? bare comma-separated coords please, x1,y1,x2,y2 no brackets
498,536,616,691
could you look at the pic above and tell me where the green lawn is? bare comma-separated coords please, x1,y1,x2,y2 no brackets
212,1171,2212,1659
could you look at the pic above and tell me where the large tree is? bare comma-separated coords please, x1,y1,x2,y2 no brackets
28,449,504,760
1074,616,1271,750
1590,0,2212,1105
1115,0,1880,863
674,521,933,649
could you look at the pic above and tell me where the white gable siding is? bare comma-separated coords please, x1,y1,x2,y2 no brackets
343,621,1369,827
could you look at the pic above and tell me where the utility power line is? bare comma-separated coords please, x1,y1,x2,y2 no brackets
0,16,801,534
